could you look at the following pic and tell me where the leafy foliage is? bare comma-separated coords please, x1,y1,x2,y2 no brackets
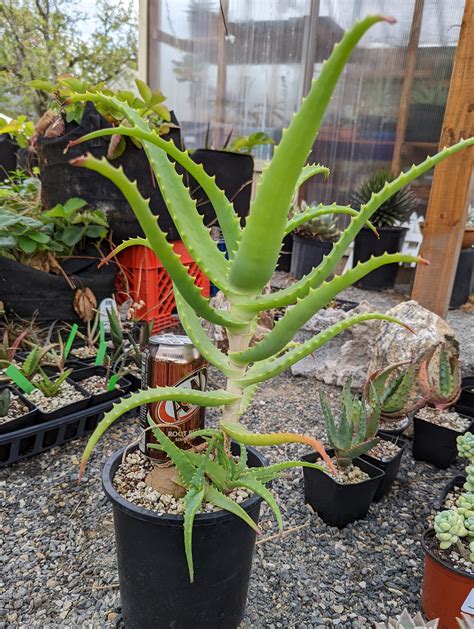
320,381,380,469
351,169,419,228
0,115,35,148
19,345,50,378
34,368,72,397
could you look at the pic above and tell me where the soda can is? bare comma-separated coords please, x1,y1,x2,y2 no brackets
140,333,207,459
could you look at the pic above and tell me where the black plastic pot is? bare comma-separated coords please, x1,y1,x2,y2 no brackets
0,135,18,175
378,416,411,437
37,103,183,241
302,449,384,529
437,474,466,511
70,366,131,405
290,235,333,279
412,413,474,469
189,149,254,227
455,376,474,418
31,379,91,422
102,444,266,629
0,386,37,435
277,234,293,272
450,248,474,309
361,434,406,502
406,104,444,143
352,227,407,290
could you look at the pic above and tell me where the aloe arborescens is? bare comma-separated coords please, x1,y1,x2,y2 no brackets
66,16,473,579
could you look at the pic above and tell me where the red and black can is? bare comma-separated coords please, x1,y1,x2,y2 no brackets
140,333,207,459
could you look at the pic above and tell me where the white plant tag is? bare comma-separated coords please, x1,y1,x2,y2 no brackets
99,297,118,333
461,588,474,615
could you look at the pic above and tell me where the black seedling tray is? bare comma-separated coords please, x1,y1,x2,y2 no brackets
0,395,136,467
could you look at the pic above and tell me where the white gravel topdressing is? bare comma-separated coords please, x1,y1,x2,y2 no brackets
417,406,471,432
27,381,86,413
0,393,30,424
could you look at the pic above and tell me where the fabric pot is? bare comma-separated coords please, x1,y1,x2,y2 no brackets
352,227,407,290
290,235,333,279
421,529,474,628
302,449,384,529
0,254,115,322
189,149,254,227
361,433,406,502
437,475,466,511
70,366,131,405
102,444,266,629
450,248,474,309
0,386,37,435
37,103,183,242
406,104,444,143
412,413,474,469
455,376,474,418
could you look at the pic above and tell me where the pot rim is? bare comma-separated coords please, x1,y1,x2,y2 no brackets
362,440,406,467
422,528,474,580
102,444,267,527
302,448,385,485
414,412,474,435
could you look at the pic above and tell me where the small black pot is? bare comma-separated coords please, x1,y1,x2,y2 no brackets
0,386,37,435
302,449,384,529
102,444,266,629
352,227,407,290
290,234,333,279
455,376,474,418
378,416,411,437
123,370,141,392
437,474,466,511
361,434,406,502
70,366,131,405
412,412,474,469
32,379,91,422
450,248,474,309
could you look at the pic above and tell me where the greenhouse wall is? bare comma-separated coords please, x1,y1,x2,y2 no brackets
145,0,465,213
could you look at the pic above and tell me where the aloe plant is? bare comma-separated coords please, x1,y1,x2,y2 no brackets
420,343,461,410
62,16,474,580
34,369,73,397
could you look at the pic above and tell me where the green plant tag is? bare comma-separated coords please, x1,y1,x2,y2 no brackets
5,364,35,394
95,341,107,366
107,374,119,392
64,323,78,358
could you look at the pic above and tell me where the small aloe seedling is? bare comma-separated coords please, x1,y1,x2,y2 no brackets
420,343,461,410
34,369,73,398
0,388,11,417
320,382,380,469
365,359,427,421
61,15,474,580
19,346,51,379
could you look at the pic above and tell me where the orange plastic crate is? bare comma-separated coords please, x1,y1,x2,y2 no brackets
115,242,210,332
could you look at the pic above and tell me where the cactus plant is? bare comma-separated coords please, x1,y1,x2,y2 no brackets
366,360,427,421
58,16,474,579
420,343,461,410
320,381,380,469
0,388,11,417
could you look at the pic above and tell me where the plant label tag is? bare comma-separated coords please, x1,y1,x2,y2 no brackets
64,324,78,358
5,365,35,394
99,298,118,333
95,341,107,366
461,589,474,616
107,374,119,392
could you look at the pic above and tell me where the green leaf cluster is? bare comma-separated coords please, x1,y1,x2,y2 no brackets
0,115,35,148
34,368,72,398
227,132,275,155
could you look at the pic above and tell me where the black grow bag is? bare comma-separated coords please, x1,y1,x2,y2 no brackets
412,413,474,469
290,235,333,279
103,443,266,629
352,226,407,290
302,449,384,529
37,103,183,242
189,149,254,226
0,253,115,321
361,433,406,502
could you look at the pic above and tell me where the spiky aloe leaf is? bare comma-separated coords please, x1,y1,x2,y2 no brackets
229,477,283,532
79,387,240,479
229,15,394,293
439,347,453,398
183,486,205,582
21,347,44,377
242,460,326,483
183,450,229,493
70,153,246,330
239,383,259,414
343,438,379,461
203,482,260,533
419,343,461,409
354,397,367,445
285,204,377,237
320,390,338,448
231,255,421,360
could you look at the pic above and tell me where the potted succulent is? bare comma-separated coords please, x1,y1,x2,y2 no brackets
26,369,90,421
303,383,384,527
70,364,131,405
0,386,37,434
413,344,473,469
351,169,419,290
60,15,474,628
290,202,340,279
421,432,474,626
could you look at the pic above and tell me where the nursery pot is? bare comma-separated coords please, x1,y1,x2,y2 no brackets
437,474,466,511
378,416,411,437
69,366,131,405
449,248,474,309
0,385,37,435
421,529,474,628
361,433,406,502
406,104,444,143
412,413,474,469
455,376,474,418
34,379,91,422
352,227,407,290
290,235,333,279
302,449,384,529
102,444,266,629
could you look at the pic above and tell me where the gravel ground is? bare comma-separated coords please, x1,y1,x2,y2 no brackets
1,367,465,628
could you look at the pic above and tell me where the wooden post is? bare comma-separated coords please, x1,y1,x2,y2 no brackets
391,0,424,174
412,0,474,317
